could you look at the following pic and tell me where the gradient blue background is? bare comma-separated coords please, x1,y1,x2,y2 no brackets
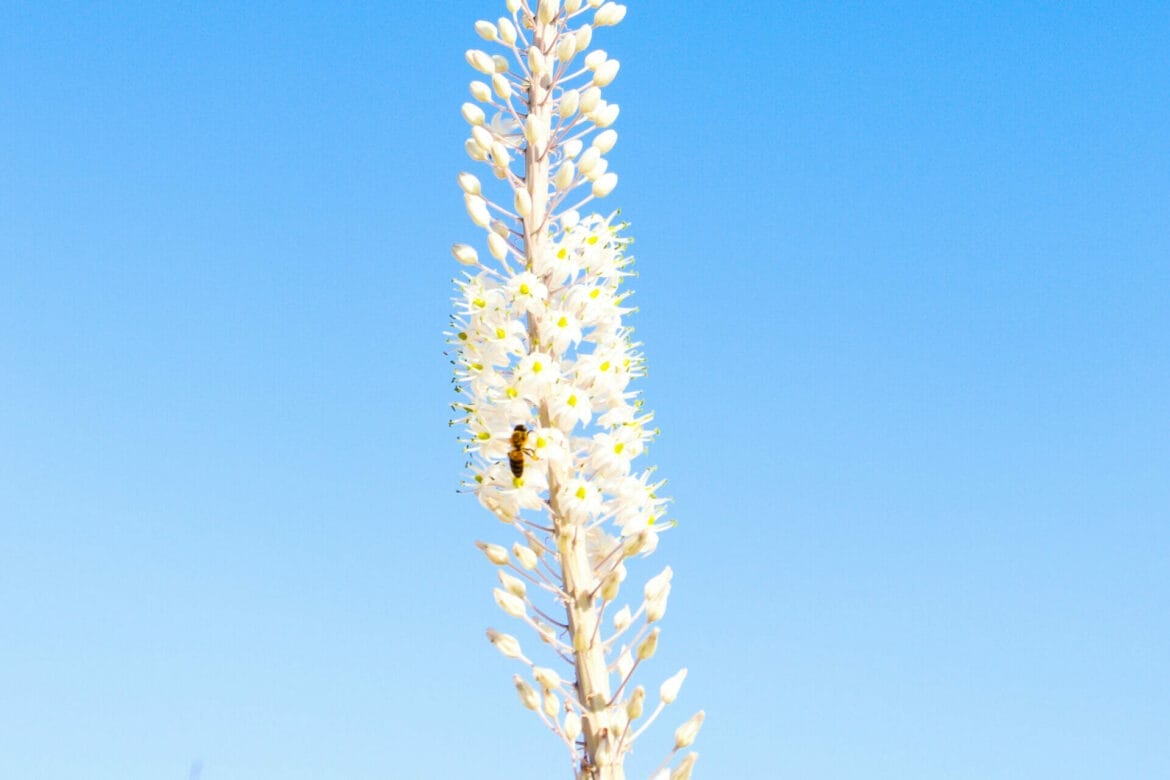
2,2,1168,778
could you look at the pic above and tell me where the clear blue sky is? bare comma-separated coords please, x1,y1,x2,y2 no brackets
2,2,1168,778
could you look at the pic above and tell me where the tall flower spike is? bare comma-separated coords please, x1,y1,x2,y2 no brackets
448,3,700,778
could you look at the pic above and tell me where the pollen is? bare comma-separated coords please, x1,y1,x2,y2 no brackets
477,431,491,440
557,316,568,327
567,394,578,407
557,247,568,259
575,485,587,500
599,360,611,372
506,387,518,399
587,235,599,245
613,442,624,454
519,283,531,295
473,297,486,308
495,327,506,339
589,288,600,299
532,361,543,373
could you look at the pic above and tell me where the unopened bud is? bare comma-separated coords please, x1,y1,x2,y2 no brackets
490,141,511,168
612,604,632,631
566,0,582,12
671,753,698,780
592,172,618,198
534,666,561,691
471,124,494,150
461,102,485,126
600,570,621,601
487,231,509,260
506,0,520,11
466,49,495,74
528,47,548,75
537,0,560,25
575,24,593,51
580,86,602,113
492,54,510,73
512,542,538,570
465,195,491,227
584,50,607,70
563,138,583,159
592,129,618,153
578,146,600,174
476,540,508,564
514,188,532,218
659,668,687,704
486,629,523,659
646,592,669,623
452,243,479,266
556,33,576,63
673,711,705,749
636,626,659,660
594,102,620,127
594,2,627,26
469,80,492,102
543,689,559,717
465,138,487,161
592,58,620,86
559,89,580,119
474,20,497,41
563,711,582,741
514,675,539,710
498,17,517,45
491,73,512,99
554,162,575,191
626,685,645,720
493,587,527,618
498,569,526,598
645,566,673,601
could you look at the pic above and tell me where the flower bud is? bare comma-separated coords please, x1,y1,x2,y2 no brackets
457,172,481,195
476,540,508,564
617,647,634,678
636,626,659,660
592,129,618,153
612,604,632,631
492,54,510,73
671,753,698,780
533,666,562,690
507,0,521,11
465,138,487,162
577,146,600,174
645,566,673,601
514,188,532,218
563,711,581,741
461,102,485,126
542,689,559,717
486,629,523,659
566,0,582,11
659,668,687,704
528,47,548,75
498,17,517,45
592,172,618,198
554,162,575,191
537,0,560,25
490,219,510,237
600,570,621,601
471,124,494,150
561,209,580,229
469,80,492,102
586,158,608,180
575,24,593,51
646,593,668,623
594,102,620,127
626,684,645,719
474,20,497,41
673,711,705,749
452,243,479,266
512,542,538,570
584,49,607,70
493,587,527,618
491,73,512,99
466,49,495,74
594,2,627,26
558,89,580,118
592,58,620,86
579,86,602,113
498,569,527,598
556,33,576,63
487,233,509,260
514,675,539,710
465,195,491,227
490,141,511,168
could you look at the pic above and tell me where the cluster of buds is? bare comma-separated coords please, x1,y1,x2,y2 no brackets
447,2,702,779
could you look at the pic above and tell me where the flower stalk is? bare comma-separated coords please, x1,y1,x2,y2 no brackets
449,2,700,778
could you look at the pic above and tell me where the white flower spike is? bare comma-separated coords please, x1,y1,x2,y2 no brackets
448,3,701,778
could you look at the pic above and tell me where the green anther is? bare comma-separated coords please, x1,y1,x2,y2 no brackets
458,331,468,340
575,485,587,500
471,362,484,371
477,431,491,440
475,474,484,483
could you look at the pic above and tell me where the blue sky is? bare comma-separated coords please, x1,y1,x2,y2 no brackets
2,2,1168,778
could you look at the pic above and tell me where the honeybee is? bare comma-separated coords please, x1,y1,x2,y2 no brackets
508,424,535,479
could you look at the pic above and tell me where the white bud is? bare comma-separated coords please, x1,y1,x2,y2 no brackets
498,17,517,45
476,540,508,564
465,195,491,227
578,146,601,174
563,138,583,158
493,54,510,73
469,80,492,102
674,711,705,749
474,20,497,41
465,138,487,161
592,58,620,87
533,666,561,691
584,49,607,70
612,604,632,631
575,24,593,51
493,587,527,618
561,209,580,229
498,569,527,598
565,0,582,12
487,231,509,260
490,219,510,237
514,675,539,710
507,0,521,10
491,73,512,99
461,102,485,126
466,49,495,74
671,754,698,780
451,243,479,266
538,0,560,25
617,648,634,679
471,124,494,150
490,140,511,168
457,172,481,195
600,570,621,601
659,668,687,704
586,158,608,181
580,86,602,113
594,2,627,26
588,0,603,6
626,685,645,719
647,593,669,623
645,566,673,601
486,629,523,659
527,47,546,75
563,711,581,741
556,33,576,62
512,543,538,569
514,188,532,218
554,162,575,191
524,114,540,145
636,626,659,660
558,89,580,119
592,129,618,153
542,689,559,717
594,102,620,127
